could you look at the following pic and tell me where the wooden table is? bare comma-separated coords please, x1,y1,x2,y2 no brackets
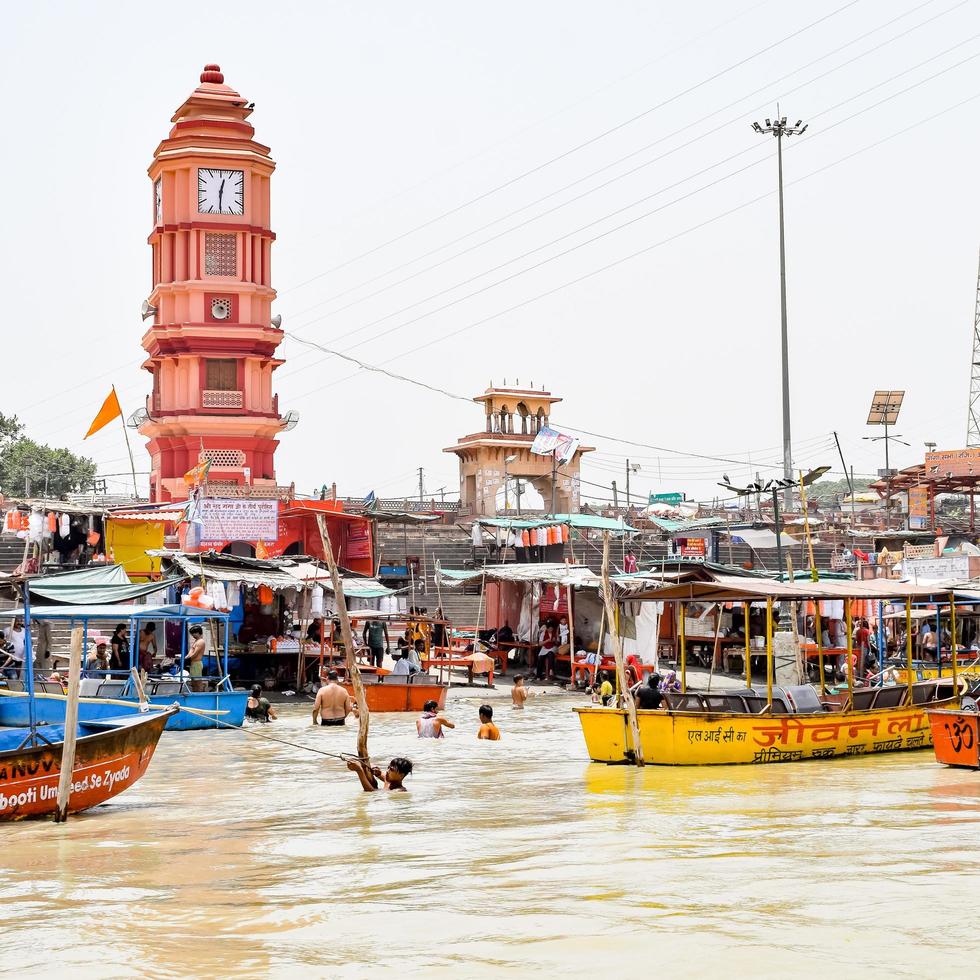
423,656,494,687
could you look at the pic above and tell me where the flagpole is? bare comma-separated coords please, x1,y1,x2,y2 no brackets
114,386,139,499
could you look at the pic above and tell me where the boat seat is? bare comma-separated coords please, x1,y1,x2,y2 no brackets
409,673,436,684
664,693,704,712
4,679,24,692
702,694,748,713
911,682,938,705
872,685,906,709
385,674,409,685
95,681,127,699
151,681,182,695
784,685,824,714
851,688,878,711
37,681,65,694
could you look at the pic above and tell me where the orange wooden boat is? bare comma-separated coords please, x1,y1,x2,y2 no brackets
343,677,448,712
0,707,176,820
925,703,980,768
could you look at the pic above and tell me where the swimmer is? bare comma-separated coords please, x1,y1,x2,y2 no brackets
511,674,528,709
417,700,455,738
477,704,501,740
312,669,357,726
347,757,413,792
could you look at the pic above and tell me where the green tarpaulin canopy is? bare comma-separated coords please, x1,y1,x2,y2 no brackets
26,565,182,605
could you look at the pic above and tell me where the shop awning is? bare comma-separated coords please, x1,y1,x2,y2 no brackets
626,576,949,603
0,604,229,621
26,565,183,605
438,563,601,587
724,528,798,549
474,514,638,533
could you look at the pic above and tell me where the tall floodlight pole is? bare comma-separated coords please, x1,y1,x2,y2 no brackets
753,113,807,511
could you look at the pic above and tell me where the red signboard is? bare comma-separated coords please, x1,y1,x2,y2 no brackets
679,537,706,558
925,448,980,479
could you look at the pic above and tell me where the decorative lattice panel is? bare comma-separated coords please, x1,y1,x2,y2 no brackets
202,389,243,409
204,233,237,276
201,449,245,469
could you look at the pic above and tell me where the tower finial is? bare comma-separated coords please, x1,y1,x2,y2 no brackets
201,64,224,84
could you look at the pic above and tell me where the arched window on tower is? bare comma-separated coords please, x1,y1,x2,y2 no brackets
536,408,546,433
499,404,511,434
516,402,530,434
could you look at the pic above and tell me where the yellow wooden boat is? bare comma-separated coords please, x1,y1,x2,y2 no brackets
575,680,959,765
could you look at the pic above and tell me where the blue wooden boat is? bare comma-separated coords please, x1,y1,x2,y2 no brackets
0,598,246,731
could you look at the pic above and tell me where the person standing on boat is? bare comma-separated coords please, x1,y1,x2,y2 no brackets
362,618,390,669
312,669,356,726
110,624,129,672
417,699,455,737
85,642,111,678
634,674,664,709
186,626,207,693
0,619,26,679
138,622,158,680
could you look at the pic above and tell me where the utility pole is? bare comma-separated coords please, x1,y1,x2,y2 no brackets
625,458,631,508
550,454,557,515
417,467,424,504
753,110,807,511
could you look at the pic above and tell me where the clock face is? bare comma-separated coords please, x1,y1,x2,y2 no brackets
198,168,244,215
154,178,162,224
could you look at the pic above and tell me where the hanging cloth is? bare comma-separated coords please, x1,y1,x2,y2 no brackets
59,513,70,537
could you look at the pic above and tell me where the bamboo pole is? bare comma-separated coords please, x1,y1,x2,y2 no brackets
54,627,83,823
707,604,722,692
846,600,854,709
600,530,643,766
566,572,576,685
317,515,369,761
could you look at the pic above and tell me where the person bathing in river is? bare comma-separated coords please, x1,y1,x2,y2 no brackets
477,704,501,740
417,699,454,738
312,669,357,726
347,757,413,792
246,684,278,722
511,674,529,709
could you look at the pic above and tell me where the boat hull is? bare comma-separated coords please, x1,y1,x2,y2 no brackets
0,709,174,820
0,691,247,731
925,708,980,768
344,681,448,712
574,702,945,765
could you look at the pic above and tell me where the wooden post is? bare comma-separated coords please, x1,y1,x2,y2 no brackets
566,575,575,684
54,627,83,823
316,515,370,761
600,531,643,766
846,600,854,709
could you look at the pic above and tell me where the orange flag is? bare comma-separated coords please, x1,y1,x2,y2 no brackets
84,387,123,439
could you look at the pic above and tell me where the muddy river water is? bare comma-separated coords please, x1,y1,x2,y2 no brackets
3,694,979,977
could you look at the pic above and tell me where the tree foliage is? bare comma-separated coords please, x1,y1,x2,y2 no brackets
0,412,97,498
806,476,872,500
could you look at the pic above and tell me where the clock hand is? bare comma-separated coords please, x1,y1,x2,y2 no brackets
219,178,225,210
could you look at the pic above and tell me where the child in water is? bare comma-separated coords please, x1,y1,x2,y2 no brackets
511,674,529,709
477,704,501,740
347,757,414,792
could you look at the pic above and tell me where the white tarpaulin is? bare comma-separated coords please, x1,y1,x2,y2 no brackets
726,528,797,549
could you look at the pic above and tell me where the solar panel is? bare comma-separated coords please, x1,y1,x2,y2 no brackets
867,390,904,425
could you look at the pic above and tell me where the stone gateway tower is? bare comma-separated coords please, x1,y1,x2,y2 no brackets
139,65,290,503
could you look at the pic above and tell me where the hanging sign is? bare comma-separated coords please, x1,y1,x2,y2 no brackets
199,499,279,544
908,485,930,530
650,492,684,505
530,425,579,463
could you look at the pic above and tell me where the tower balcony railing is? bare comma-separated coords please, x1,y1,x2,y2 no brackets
202,389,244,409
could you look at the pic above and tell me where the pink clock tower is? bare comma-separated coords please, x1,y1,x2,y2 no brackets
139,64,290,504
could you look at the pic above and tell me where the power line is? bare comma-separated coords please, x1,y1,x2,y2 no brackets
283,0,955,330
281,46,980,384
279,0,863,297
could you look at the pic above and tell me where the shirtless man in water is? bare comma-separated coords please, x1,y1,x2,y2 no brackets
312,669,356,726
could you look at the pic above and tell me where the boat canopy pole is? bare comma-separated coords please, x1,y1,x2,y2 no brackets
744,602,751,690
765,598,773,710
679,601,687,694
905,597,914,705
949,593,959,703
223,617,230,692
876,600,885,682
21,584,38,740
814,604,825,696
846,600,854,709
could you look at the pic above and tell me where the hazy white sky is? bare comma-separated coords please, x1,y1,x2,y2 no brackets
3,0,979,505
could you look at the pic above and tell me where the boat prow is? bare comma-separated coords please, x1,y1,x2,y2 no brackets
0,707,176,820
925,698,980,769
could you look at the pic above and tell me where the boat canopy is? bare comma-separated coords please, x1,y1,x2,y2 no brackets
473,514,638,534
625,575,950,603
